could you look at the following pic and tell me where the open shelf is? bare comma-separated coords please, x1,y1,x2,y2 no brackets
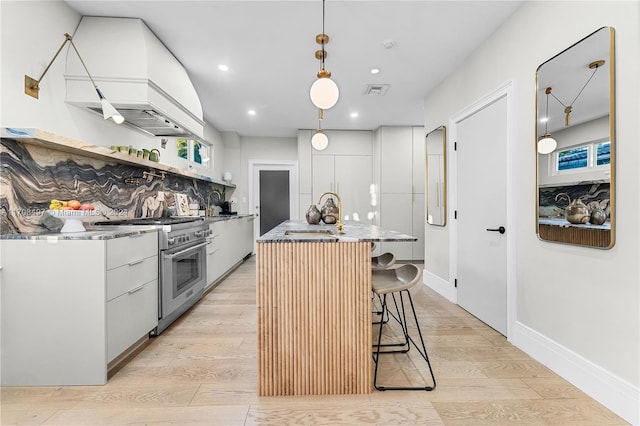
1,127,235,188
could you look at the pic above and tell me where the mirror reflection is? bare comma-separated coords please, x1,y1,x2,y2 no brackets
536,26,615,249
426,125,446,226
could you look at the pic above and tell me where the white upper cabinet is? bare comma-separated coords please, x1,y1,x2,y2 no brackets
412,126,426,194
380,127,413,193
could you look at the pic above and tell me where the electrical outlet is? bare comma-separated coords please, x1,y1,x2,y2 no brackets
157,191,165,201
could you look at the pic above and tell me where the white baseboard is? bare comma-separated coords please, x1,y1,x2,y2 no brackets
422,268,457,303
512,321,639,425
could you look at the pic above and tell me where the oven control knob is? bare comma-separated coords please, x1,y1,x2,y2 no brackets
185,235,191,241
168,238,176,246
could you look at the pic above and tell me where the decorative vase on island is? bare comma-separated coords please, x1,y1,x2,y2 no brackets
305,204,322,225
321,197,338,224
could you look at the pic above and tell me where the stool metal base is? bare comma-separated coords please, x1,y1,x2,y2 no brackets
372,289,436,391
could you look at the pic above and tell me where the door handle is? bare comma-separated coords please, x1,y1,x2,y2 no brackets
486,226,506,234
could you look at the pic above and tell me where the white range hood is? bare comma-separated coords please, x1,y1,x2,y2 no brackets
65,17,204,139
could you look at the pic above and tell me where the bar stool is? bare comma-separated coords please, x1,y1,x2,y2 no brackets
371,252,396,323
371,264,436,391
371,252,395,271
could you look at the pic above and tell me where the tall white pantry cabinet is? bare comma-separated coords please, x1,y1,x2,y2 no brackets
298,127,425,261
375,126,425,261
298,130,374,224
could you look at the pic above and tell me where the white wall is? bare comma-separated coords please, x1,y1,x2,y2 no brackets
538,116,610,186
0,0,223,179
233,135,297,214
423,1,639,422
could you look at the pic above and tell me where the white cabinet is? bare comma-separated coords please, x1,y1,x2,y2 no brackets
0,231,158,386
105,233,158,363
313,155,373,222
376,126,426,260
205,216,255,290
380,127,413,193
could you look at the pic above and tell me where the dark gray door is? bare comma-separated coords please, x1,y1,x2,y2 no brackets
259,170,290,235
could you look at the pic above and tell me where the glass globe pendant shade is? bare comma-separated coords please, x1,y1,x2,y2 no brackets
311,131,329,151
310,77,339,110
538,134,557,154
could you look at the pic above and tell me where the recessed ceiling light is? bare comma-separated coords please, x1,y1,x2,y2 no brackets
218,64,229,72
370,68,380,74
248,109,256,116
350,112,359,118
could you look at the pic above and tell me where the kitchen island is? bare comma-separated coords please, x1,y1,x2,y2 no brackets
256,220,417,396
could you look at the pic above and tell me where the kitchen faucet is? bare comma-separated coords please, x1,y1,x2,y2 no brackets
318,191,344,234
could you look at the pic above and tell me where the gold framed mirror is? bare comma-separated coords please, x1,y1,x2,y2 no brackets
536,27,615,248
426,125,446,226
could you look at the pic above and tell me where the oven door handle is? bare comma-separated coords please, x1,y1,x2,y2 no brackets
163,241,209,259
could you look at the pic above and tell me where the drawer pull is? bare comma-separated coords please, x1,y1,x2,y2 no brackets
128,259,145,266
127,284,146,294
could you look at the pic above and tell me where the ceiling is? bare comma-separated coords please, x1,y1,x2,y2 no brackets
64,1,524,139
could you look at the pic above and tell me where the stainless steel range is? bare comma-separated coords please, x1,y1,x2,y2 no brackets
96,217,211,334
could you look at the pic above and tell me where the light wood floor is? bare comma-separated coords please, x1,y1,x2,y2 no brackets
1,256,628,425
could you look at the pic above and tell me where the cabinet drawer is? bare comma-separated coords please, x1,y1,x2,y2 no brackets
207,234,221,253
106,255,158,301
106,232,158,270
106,279,158,363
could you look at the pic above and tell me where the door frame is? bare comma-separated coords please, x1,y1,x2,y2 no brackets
249,160,299,241
448,81,517,339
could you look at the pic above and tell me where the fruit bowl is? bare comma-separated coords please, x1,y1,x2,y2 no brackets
47,210,96,233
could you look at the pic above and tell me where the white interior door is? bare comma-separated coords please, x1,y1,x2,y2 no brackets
456,95,508,335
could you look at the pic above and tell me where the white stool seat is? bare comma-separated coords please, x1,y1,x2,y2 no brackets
371,252,396,271
372,264,420,293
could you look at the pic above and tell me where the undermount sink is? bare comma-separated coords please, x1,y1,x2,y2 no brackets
284,229,337,238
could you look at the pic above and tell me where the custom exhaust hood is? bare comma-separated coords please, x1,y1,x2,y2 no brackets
65,17,204,138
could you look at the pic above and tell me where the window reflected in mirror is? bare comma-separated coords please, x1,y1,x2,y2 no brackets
536,27,615,249
426,126,446,226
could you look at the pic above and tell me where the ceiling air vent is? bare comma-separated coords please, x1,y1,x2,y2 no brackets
364,84,390,96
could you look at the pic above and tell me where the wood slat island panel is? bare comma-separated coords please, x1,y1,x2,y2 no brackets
257,241,372,396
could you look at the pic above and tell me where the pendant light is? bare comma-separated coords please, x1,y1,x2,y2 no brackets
538,87,557,155
311,109,329,150
309,0,339,110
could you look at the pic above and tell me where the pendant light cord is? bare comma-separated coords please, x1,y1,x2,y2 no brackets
549,64,600,108
321,0,326,71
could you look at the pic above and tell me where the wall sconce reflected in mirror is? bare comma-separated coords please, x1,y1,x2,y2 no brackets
24,33,124,125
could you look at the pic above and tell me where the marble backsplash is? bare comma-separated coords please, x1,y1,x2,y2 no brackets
539,182,610,218
1,138,227,234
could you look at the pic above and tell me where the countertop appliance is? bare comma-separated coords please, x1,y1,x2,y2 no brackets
221,201,236,215
95,216,211,334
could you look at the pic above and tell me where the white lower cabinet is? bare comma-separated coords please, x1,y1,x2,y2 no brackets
205,216,255,290
0,231,158,386
105,233,158,363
